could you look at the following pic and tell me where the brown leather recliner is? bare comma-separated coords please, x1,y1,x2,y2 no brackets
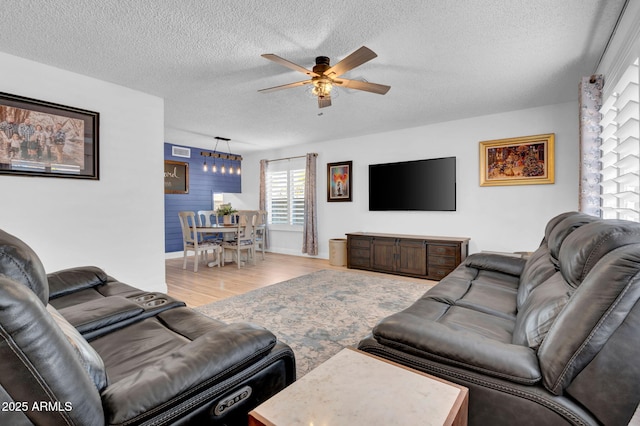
0,229,295,425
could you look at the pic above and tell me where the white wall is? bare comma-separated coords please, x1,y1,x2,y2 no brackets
240,101,579,258
0,52,166,292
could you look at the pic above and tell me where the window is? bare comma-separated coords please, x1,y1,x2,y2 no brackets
266,160,305,226
212,193,225,212
599,58,639,221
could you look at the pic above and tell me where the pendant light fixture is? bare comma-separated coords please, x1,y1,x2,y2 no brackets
200,137,242,175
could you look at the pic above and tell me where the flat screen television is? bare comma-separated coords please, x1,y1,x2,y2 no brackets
369,157,456,211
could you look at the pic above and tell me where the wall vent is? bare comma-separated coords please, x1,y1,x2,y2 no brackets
172,146,191,158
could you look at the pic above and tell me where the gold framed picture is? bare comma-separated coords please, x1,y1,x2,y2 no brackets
479,133,555,186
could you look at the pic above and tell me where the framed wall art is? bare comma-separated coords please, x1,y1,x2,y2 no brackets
327,160,352,202
164,160,189,194
0,92,99,179
479,133,555,186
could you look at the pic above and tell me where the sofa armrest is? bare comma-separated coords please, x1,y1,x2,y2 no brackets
463,252,527,277
47,266,108,298
57,296,145,334
373,312,540,384
101,323,277,425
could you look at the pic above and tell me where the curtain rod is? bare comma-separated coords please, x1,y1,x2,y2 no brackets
266,153,317,163
593,0,628,73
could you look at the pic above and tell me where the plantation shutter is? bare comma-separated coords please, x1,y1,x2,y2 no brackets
600,58,640,221
267,170,290,224
291,169,305,226
266,158,306,226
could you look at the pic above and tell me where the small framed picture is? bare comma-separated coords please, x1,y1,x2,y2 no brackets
479,133,555,186
164,160,189,194
327,161,352,202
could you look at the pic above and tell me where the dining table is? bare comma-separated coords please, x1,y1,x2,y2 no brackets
195,224,240,267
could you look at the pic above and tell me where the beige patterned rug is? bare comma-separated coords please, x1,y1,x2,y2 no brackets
195,269,433,378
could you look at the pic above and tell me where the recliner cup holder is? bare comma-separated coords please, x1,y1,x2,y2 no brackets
133,294,157,303
144,299,167,307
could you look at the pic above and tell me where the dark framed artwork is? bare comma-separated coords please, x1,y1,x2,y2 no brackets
0,92,99,179
479,133,555,186
327,160,352,202
164,160,189,194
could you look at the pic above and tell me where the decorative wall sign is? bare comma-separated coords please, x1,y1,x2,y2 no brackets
164,160,189,194
327,161,352,202
0,92,99,179
479,133,555,186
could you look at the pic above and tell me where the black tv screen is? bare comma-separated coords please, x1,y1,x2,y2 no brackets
369,157,456,211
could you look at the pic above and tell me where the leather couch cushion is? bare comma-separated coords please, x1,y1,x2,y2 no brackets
539,243,640,395
547,213,598,267
0,277,105,424
0,229,48,304
47,266,109,297
373,299,541,383
46,304,108,391
96,312,278,424
516,212,594,309
424,265,518,320
57,296,145,334
463,253,526,277
543,211,579,241
559,220,640,288
48,266,144,309
512,272,572,349
516,246,557,309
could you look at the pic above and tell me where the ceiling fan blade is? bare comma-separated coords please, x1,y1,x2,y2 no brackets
318,96,332,108
261,54,319,77
325,46,378,78
334,78,390,95
258,80,312,93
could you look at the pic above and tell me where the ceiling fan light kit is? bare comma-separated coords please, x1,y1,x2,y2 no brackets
259,46,390,108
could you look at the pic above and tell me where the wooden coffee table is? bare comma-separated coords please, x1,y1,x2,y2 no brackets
249,347,468,426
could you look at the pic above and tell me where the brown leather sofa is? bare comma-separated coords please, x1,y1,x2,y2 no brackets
0,229,295,425
358,212,640,425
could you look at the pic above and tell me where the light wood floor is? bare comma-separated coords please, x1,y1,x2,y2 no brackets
166,252,433,308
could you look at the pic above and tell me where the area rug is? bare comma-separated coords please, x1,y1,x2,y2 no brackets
195,269,433,378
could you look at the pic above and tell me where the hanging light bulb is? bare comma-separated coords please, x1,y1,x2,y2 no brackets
229,163,234,174
221,162,226,174
236,163,241,175
203,159,208,172
211,138,221,173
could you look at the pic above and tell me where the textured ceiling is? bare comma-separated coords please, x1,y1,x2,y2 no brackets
0,0,626,153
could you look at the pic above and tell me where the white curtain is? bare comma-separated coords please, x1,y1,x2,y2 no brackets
302,153,318,255
579,75,603,217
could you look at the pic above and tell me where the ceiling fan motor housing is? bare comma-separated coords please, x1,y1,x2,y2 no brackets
313,56,331,75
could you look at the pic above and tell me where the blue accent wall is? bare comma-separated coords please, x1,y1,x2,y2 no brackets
164,143,241,253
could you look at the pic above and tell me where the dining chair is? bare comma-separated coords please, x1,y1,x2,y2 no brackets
255,210,268,260
222,211,258,268
197,210,223,243
178,211,222,272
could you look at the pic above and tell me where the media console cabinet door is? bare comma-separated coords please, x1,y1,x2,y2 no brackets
372,238,397,272
398,239,428,276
